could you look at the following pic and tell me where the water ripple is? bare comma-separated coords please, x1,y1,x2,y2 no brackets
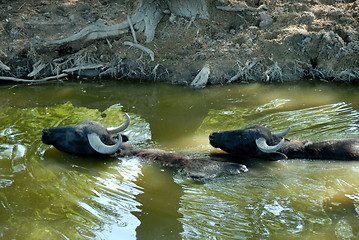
254,102,359,140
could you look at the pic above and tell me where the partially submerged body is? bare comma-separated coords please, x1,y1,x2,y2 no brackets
115,143,247,178
281,139,359,160
41,114,247,178
41,113,358,178
210,124,359,161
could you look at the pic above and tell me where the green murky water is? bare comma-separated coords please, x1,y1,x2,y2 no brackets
1,80,359,239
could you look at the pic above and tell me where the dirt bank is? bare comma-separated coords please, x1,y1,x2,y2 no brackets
0,0,358,86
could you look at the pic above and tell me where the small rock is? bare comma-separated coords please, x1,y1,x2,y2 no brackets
300,11,315,25
69,14,76,22
259,13,273,28
163,9,171,14
34,36,42,43
10,28,20,40
245,49,253,56
169,13,176,23
190,64,210,89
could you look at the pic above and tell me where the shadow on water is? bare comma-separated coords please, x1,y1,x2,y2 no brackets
42,148,118,172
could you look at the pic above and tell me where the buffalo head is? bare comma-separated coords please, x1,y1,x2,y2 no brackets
209,124,290,160
42,113,130,155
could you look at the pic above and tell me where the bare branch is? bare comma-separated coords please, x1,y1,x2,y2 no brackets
0,60,10,71
127,15,138,44
62,64,105,74
0,73,68,83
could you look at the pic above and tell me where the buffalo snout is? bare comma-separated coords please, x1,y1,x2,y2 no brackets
41,128,52,145
209,131,221,147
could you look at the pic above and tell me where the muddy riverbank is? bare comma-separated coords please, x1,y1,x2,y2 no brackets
0,0,358,86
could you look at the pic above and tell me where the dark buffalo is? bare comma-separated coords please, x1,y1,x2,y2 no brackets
42,113,131,155
209,124,359,161
42,113,247,178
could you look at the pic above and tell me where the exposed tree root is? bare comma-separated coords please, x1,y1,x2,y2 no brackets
1,0,358,85
43,0,164,48
43,0,209,47
62,64,105,74
263,62,283,82
0,73,67,83
44,20,129,48
228,61,257,83
27,61,47,78
0,60,10,71
127,15,138,44
124,41,155,61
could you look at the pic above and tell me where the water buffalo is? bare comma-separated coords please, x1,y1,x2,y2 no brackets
209,124,359,161
41,113,247,178
42,113,131,155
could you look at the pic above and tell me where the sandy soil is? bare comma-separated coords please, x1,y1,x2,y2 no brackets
0,0,358,86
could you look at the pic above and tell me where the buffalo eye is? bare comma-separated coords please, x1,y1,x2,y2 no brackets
74,130,83,138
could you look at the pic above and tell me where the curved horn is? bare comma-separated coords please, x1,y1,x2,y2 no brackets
273,127,291,138
255,137,284,153
107,113,130,134
88,133,122,154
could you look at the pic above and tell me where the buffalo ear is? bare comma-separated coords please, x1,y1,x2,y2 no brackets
121,134,129,142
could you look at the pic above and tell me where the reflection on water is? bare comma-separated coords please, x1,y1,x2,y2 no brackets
179,160,359,239
0,80,359,239
134,165,183,240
